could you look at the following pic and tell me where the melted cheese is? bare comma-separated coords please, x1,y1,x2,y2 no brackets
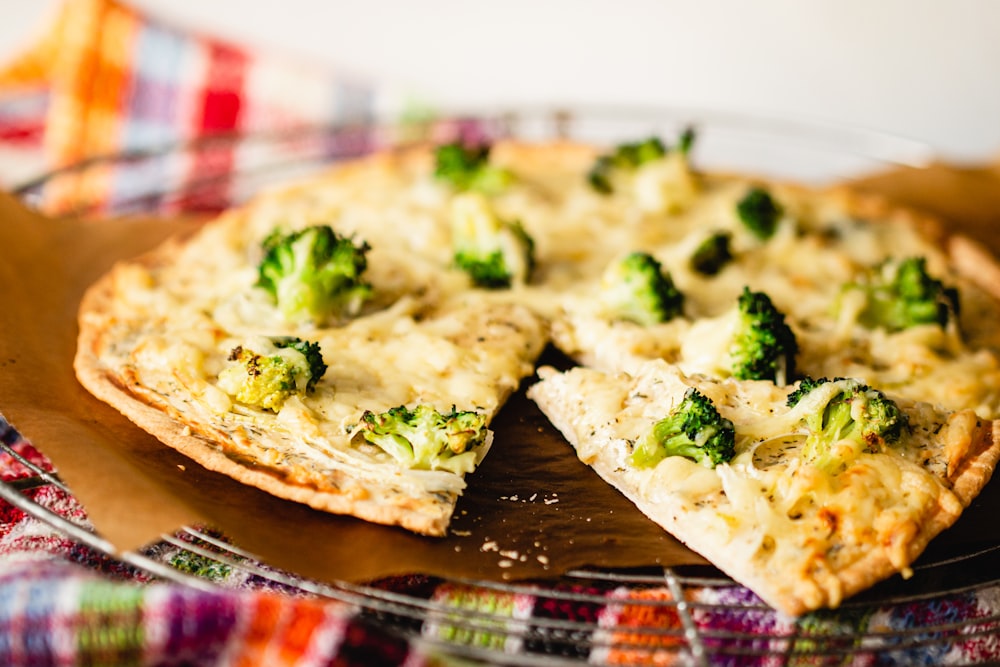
155,142,1000,426
539,166,1000,418
88,139,1000,541
96,178,546,498
528,360,968,613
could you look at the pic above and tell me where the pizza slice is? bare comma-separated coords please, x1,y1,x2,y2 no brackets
527,359,1000,615
75,195,547,536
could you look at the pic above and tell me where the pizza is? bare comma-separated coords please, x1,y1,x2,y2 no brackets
74,129,1000,612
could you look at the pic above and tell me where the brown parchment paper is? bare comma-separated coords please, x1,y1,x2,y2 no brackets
2,160,1000,586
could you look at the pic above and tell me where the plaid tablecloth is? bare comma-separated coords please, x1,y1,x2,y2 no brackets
2,2,1000,665
0,0,383,193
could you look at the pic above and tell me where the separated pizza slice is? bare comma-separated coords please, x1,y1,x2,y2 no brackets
75,194,548,536
527,359,1000,615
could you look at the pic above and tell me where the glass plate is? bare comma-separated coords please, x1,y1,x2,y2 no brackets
10,107,1000,665
15,106,934,217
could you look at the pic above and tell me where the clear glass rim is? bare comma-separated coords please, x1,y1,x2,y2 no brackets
12,104,936,196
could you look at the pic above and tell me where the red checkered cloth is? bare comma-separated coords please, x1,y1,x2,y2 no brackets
0,0,382,205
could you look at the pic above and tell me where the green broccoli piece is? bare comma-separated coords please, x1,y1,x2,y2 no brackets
736,186,782,240
839,256,960,332
450,192,535,288
600,252,684,326
729,287,798,384
784,375,830,407
678,127,697,154
271,337,327,391
588,129,696,194
630,387,735,469
786,377,909,472
690,231,733,276
434,141,514,194
217,337,328,412
256,224,371,325
359,404,489,473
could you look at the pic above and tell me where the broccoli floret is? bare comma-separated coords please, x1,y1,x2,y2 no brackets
690,231,733,276
271,337,327,391
434,141,514,194
450,192,535,288
784,375,829,407
256,224,371,325
730,287,798,384
630,387,735,469
358,404,489,474
676,126,697,155
217,337,328,412
600,252,684,326
786,377,909,472
588,130,696,195
736,186,782,240
839,257,960,332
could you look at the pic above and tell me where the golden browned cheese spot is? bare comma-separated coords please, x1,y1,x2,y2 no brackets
817,507,839,538
883,519,919,572
945,410,982,478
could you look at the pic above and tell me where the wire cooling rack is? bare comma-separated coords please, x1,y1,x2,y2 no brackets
2,430,1000,665
9,111,1000,664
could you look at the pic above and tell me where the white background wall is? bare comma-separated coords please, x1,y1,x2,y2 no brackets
3,0,999,163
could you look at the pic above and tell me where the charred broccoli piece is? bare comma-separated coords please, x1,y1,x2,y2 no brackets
786,377,909,472
217,336,327,412
736,186,782,240
450,192,535,288
730,287,798,384
434,141,514,194
630,387,735,469
839,256,960,332
587,129,695,195
600,252,684,326
256,224,371,325
358,404,489,474
690,231,733,276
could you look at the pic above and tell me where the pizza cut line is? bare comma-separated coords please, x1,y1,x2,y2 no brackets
74,129,1000,613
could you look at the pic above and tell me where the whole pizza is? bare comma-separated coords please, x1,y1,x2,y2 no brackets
75,130,1000,615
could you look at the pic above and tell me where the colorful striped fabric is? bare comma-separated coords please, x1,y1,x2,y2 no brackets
0,561,416,666
0,0,382,209
0,433,422,667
